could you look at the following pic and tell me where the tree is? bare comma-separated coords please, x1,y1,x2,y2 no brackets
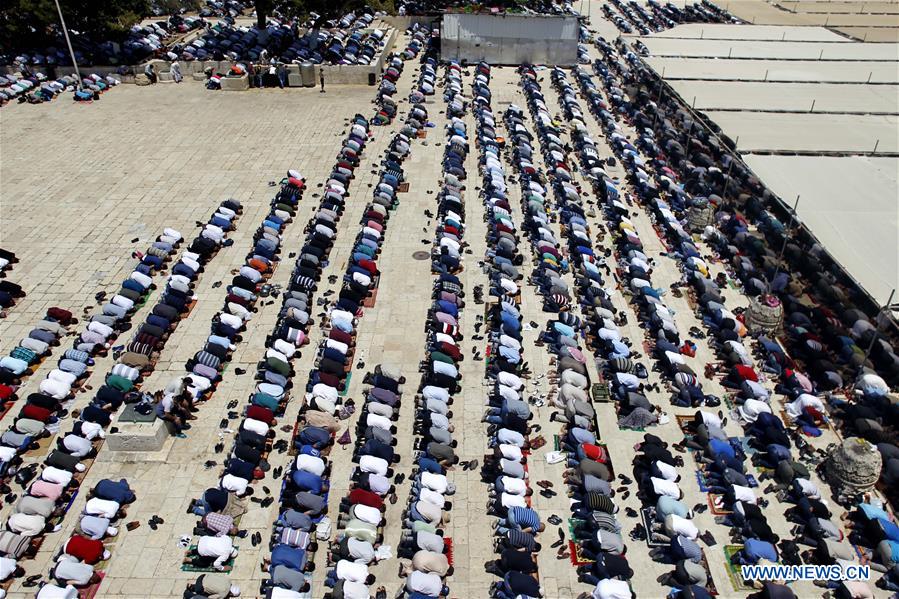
0,0,150,52
253,0,392,30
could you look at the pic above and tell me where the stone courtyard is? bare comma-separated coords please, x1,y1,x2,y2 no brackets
0,5,893,599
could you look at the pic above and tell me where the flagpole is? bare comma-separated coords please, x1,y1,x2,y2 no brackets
53,0,84,90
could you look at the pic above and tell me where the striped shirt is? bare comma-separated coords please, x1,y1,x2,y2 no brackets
64,350,90,363
195,351,221,370
293,276,315,291
586,492,617,514
510,507,540,530
507,529,537,551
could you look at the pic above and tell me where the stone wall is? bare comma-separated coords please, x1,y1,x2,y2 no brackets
4,26,398,87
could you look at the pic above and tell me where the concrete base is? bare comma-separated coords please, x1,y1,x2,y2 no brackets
221,74,250,91
106,419,169,452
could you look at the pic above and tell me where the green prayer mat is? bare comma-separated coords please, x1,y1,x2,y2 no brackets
591,383,611,403
339,371,353,397
181,545,239,572
723,545,754,591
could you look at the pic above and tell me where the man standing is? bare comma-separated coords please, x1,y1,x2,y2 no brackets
320,69,325,93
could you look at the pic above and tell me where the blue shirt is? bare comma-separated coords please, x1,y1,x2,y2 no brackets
709,438,735,460
207,335,232,350
657,495,689,519
860,503,892,522
271,544,307,570
333,319,353,333
501,313,520,332
436,300,458,317
766,444,792,462
298,426,330,448
291,470,324,494
298,445,321,458
744,538,778,563
417,456,443,474
498,346,521,363
94,479,135,504
878,518,899,543
279,510,312,531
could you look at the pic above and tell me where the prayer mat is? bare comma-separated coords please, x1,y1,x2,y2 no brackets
133,295,150,311
685,292,698,311
651,225,672,251
695,467,757,492
722,394,736,411
181,545,239,572
640,507,668,548
618,420,646,432
598,444,615,479
78,571,105,599
756,466,773,479
339,372,353,397
708,494,732,515
675,414,694,432
444,537,454,565
568,540,594,565
567,518,587,538
722,545,754,591
398,182,410,192
852,543,872,566
591,383,611,403
780,408,830,435
288,421,301,457
554,435,561,451
698,550,719,596
0,402,12,423
737,437,757,456
19,355,49,383
32,433,55,454
362,282,379,308
57,490,80,519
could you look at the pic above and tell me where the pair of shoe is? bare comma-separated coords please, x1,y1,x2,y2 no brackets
148,514,164,530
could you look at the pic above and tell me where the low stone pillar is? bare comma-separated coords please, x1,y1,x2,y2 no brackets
220,74,249,91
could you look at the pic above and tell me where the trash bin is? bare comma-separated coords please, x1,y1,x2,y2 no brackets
368,72,376,86
300,62,315,87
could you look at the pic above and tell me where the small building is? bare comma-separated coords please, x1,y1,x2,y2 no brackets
441,13,578,66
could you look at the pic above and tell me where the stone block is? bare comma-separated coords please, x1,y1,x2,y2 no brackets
220,74,249,91
106,419,169,452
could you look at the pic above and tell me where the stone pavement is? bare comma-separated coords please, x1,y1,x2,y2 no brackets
0,9,877,599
